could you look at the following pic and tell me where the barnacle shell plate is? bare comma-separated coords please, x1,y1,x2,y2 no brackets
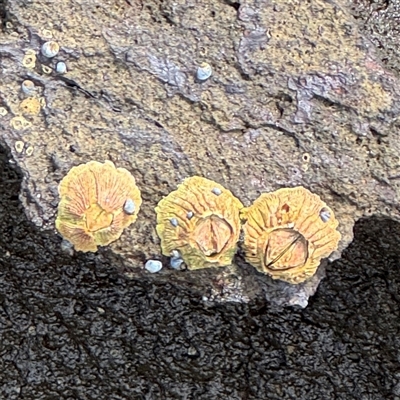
196,62,212,81
41,41,60,58
242,186,341,284
155,176,243,270
56,160,142,252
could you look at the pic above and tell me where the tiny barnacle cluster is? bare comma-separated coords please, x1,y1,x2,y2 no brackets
155,176,243,270
55,161,142,252
241,186,341,284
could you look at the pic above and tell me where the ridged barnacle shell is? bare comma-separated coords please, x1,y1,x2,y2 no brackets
242,187,341,284
41,41,60,58
155,176,243,270
55,161,142,252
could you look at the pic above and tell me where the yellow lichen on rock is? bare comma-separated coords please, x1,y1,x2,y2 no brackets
242,187,341,284
155,176,243,270
56,161,142,252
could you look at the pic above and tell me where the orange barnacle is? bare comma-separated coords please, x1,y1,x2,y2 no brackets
155,176,243,270
241,187,341,284
55,161,142,252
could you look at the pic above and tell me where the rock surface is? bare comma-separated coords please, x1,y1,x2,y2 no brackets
1,0,400,303
0,146,400,399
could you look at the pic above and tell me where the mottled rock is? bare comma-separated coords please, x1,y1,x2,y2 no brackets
1,0,400,306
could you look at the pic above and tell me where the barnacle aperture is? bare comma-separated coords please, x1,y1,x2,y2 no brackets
55,160,142,252
155,176,243,270
242,187,341,284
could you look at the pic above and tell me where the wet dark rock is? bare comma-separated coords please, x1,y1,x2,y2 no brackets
350,0,400,76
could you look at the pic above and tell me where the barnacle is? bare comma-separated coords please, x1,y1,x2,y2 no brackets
19,97,41,115
155,176,243,270
242,186,341,284
196,62,212,81
15,141,24,153
55,61,67,74
55,160,142,252
10,116,32,130
21,80,36,96
41,41,60,58
22,49,36,69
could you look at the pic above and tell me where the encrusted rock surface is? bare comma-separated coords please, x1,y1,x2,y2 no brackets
1,0,400,303
0,145,400,399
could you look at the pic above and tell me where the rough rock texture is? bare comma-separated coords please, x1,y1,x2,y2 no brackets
1,0,400,303
351,0,400,76
1,146,400,399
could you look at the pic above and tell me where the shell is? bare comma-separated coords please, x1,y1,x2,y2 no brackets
41,41,60,58
42,65,52,74
25,146,34,156
144,260,163,273
155,176,243,270
241,186,341,284
123,198,136,215
196,62,212,81
55,160,142,252
10,116,32,130
15,141,24,153
19,97,41,115
55,61,67,74
22,50,36,69
21,80,36,96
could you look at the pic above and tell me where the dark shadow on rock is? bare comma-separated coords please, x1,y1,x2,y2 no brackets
0,144,399,399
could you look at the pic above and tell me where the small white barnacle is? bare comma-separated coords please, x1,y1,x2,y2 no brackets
21,80,36,96
41,41,60,58
144,259,163,273
60,239,74,255
196,62,212,81
55,61,67,74
170,218,178,227
171,250,181,258
211,187,222,196
170,257,185,270
123,198,136,215
15,141,24,154
319,207,331,223
170,249,185,270
25,145,34,156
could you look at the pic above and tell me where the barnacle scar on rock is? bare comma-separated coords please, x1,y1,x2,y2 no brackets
155,176,243,270
55,161,142,252
241,186,341,284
